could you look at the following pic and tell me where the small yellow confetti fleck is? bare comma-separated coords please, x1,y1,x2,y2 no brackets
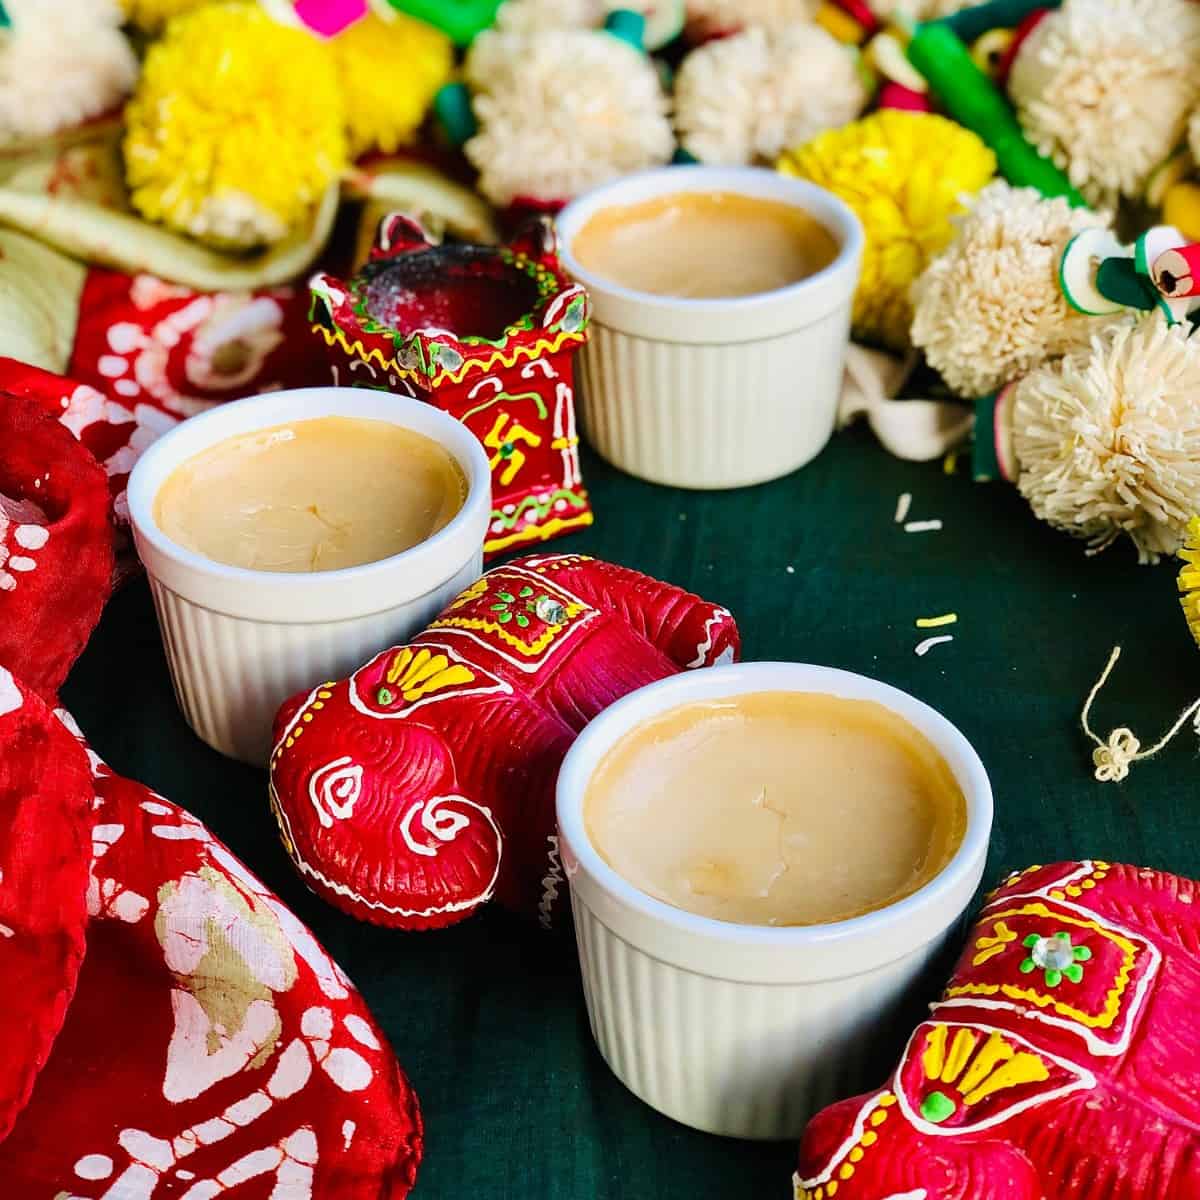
849,1147,864,1163
861,1131,878,1147
943,451,958,474
839,1164,855,1181
916,613,958,628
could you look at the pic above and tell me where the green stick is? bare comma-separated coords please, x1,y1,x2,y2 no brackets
906,21,1086,205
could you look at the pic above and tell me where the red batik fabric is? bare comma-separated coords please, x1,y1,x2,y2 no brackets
0,271,322,527
68,270,324,428
0,667,92,1145
0,685,424,1198
0,390,113,699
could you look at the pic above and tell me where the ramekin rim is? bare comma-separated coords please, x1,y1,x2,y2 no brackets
555,661,993,949
126,387,492,591
554,165,865,315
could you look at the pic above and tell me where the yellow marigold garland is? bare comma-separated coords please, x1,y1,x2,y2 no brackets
777,109,995,349
123,2,347,249
1179,517,1200,648
326,12,454,158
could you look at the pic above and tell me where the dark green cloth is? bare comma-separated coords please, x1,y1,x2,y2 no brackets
62,430,1200,1198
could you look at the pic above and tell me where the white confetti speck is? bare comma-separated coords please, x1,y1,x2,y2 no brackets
894,493,912,523
904,520,943,534
915,635,954,657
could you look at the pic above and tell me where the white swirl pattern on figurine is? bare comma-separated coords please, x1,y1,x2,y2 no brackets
308,757,363,829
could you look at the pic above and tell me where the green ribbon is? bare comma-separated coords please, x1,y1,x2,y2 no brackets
972,394,1003,483
1094,257,1157,312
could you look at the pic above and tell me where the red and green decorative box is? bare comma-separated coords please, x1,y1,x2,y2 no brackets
309,214,593,559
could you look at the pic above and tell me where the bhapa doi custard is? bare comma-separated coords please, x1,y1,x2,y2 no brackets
571,190,838,299
155,416,466,573
584,690,966,926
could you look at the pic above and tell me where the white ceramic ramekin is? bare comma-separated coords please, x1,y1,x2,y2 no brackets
556,662,992,1141
127,387,491,766
555,166,864,489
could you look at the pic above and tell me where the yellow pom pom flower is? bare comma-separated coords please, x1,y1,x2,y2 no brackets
121,0,208,32
123,3,347,249
326,12,453,158
777,110,995,349
1179,517,1200,648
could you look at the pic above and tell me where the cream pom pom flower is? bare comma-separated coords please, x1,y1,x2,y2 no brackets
464,29,673,206
911,181,1111,398
1012,315,1200,563
867,0,975,22
492,0,683,44
685,0,820,36
494,0,611,30
674,24,868,166
0,0,137,147
1009,0,1200,203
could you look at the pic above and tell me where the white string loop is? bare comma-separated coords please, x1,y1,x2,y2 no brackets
1081,646,1200,782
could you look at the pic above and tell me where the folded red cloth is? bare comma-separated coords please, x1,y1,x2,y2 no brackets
0,666,92,1145
0,678,424,1197
1,272,321,530
0,390,113,699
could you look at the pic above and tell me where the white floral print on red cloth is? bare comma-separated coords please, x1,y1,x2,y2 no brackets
0,693,423,1198
0,267,321,528
72,272,304,417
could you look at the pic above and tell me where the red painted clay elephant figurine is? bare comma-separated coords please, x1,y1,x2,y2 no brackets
268,553,740,931
795,860,1200,1200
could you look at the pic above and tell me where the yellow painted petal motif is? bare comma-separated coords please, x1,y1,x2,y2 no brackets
963,1053,1049,1106
448,578,489,611
957,1031,1013,1096
922,1022,948,1079
918,1025,1051,1121
941,1028,978,1084
973,919,1019,966
385,647,475,701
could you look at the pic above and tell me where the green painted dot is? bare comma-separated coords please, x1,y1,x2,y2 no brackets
376,686,394,705
920,1091,957,1124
